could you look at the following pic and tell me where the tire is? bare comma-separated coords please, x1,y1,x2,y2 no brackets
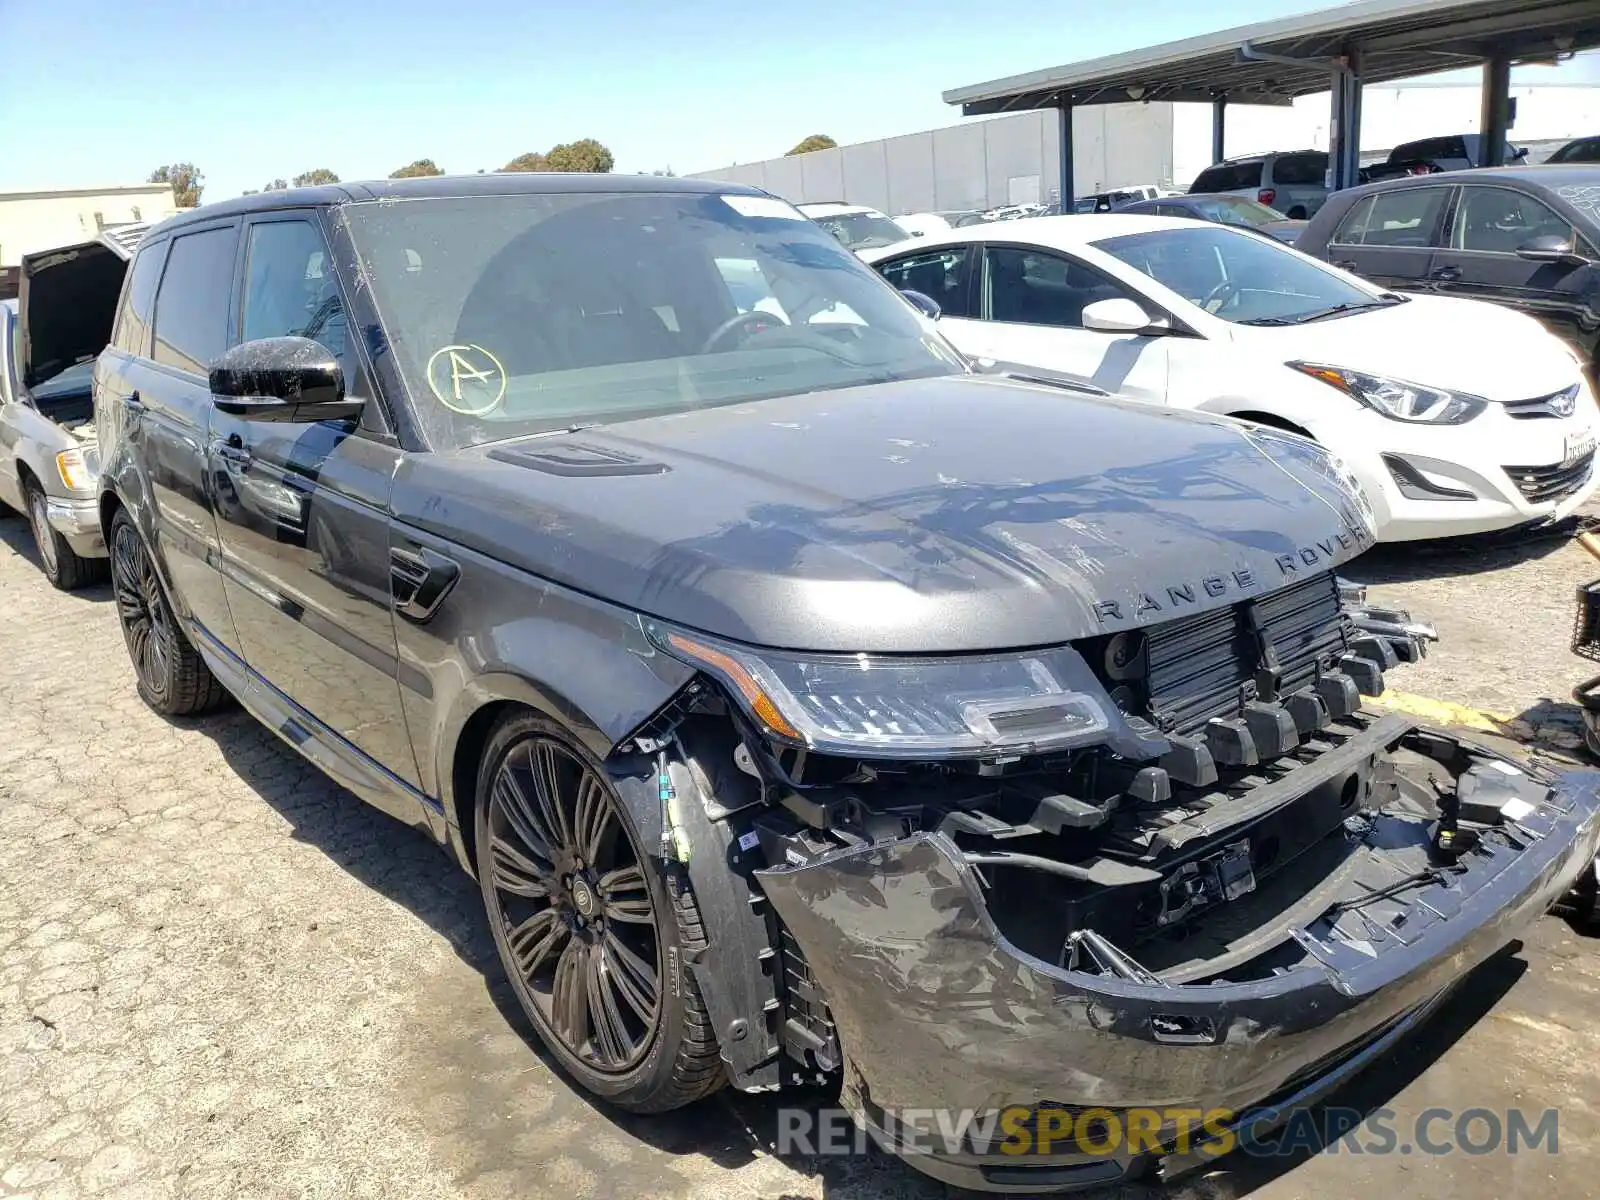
474,712,725,1112
109,508,229,716
25,481,107,591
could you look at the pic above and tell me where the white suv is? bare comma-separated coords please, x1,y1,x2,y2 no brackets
1188,151,1329,219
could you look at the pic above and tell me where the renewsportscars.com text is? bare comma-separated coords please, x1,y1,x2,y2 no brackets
777,1105,1560,1160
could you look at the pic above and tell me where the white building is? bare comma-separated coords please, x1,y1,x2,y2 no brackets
0,184,178,267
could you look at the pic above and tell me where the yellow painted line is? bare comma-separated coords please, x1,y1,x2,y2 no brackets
1364,689,1509,733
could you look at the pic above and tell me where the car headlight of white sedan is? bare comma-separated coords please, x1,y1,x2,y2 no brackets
1289,362,1487,425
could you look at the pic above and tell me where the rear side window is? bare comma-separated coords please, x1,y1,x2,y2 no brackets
1332,187,1450,247
1271,154,1327,186
1191,162,1259,193
111,242,167,356
875,248,974,318
152,227,236,374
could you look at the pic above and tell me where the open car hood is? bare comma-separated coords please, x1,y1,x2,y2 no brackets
18,224,146,390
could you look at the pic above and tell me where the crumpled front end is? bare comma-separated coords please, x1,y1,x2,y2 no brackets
753,722,1600,1193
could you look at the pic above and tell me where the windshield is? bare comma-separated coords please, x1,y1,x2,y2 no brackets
808,211,911,251
1094,225,1385,325
1186,196,1283,228
344,191,961,448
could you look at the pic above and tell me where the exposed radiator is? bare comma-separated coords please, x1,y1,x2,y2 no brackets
1144,571,1350,740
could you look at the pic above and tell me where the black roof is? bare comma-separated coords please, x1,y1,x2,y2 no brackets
1335,163,1600,203
146,173,764,239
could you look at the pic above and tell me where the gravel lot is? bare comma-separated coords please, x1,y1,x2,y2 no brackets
2,513,1599,1200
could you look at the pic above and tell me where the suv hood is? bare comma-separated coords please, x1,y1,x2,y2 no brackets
393,375,1376,653
1232,292,1578,401
18,225,145,389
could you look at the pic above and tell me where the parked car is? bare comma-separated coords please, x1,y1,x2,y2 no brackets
892,211,952,239
1113,193,1305,242
1548,136,1600,165
794,201,912,252
1296,165,1600,373
1187,150,1329,218
865,214,1600,541
1386,134,1527,173
92,175,1600,1193
0,225,145,588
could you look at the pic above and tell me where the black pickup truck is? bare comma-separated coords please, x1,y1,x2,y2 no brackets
94,175,1600,1192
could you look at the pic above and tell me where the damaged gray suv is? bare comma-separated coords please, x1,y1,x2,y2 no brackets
95,175,1600,1192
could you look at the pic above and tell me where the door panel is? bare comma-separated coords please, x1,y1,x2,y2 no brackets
944,244,1170,402
1324,186,1452,292
210,212,423,817
1430,185,1600,351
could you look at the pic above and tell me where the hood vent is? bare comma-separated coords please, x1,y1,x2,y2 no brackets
488,440,670,478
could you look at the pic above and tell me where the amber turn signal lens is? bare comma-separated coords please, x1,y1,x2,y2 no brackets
665,632,802,741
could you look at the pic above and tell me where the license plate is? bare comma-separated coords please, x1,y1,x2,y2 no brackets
1564,429,1596,467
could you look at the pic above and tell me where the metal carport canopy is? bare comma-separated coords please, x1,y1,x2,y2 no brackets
943,0,1600,112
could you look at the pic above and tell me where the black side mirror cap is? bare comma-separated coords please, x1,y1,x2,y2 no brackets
209,336,363,423
1516,235,1587,266
900,289,941,319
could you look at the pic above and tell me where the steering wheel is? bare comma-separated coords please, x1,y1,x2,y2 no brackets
700,309,789,353
1201,278,1241,314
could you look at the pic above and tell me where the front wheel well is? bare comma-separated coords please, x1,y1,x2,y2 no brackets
99,490,124,540
1230,410,1315,440
449,699,525,874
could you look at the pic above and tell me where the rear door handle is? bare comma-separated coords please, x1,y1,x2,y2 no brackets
1333,260,1358,271
123,390,146,412
390,545,460,622
1429,265,1461,282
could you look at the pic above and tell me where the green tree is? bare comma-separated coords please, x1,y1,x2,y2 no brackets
390,159,444,178
292,168,340,186
649,166,677,177
148,162,204,207
500,151,549,172
544,139,614,173
265,177,288,191
786,134,837,156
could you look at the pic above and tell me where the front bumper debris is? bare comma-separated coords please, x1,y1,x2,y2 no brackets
756,719,1600,1194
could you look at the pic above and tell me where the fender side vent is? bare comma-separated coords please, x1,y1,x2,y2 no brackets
488,441,670,478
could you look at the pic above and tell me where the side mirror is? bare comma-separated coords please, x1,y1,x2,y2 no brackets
209,337,363,423
1516,234,1586,266
900,289,941,319
1081,297,1161,334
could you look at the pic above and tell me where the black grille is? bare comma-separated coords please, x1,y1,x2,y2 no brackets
1503,452,1594,504
1504,385,1580,420
1144,572,1349,739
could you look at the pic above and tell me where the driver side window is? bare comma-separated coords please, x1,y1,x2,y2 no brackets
980,246,1138,329
239,219,350,372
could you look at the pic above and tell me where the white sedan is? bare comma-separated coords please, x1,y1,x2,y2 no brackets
864,215,1600,541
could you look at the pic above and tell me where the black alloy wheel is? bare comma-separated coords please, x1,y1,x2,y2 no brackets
109,509,227,716
476,714,724,1111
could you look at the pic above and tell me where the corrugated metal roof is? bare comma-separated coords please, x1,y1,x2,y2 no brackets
945,0,1600,112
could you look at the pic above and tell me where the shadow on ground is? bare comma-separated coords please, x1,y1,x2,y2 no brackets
1345,520,1578,586
0,514,112,604
165,699,1556,1198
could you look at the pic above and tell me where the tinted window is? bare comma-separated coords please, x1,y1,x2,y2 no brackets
112,241,167,356
1550,138,1600,165
875,248,973,318
343,193,961,448
1096,225,1378,325
1272,154,1327,186
240,220,349,369
982,246,1140,328
151,227,236,373
1333,187,1449,247
1453,187,1573,253
1191,162,1260,193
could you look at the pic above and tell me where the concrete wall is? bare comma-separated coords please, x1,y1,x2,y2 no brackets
692,105,1176,214
0,185,178,266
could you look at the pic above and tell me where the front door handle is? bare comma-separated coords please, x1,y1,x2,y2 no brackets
390,545,460,622
123,390,146,413
1429,265,1462,282
1333,259,1358,271
216,437,253,469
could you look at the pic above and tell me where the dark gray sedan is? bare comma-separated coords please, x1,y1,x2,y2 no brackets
1297,165,1600,372
1113,193,1306,243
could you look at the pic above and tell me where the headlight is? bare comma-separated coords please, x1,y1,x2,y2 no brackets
55,446,98,491
649,625,1110,759
1290,362,1486,424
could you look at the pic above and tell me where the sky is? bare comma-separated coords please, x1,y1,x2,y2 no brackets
2,0,1597,201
